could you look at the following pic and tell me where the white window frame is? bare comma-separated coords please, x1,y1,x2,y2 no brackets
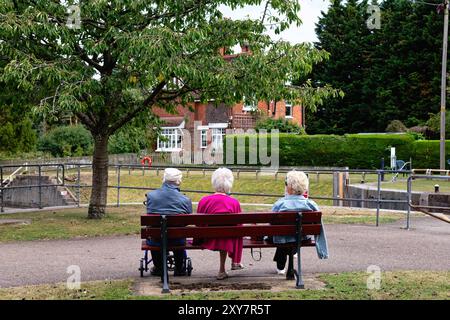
211,128,226,149
285,102,293,118
207,123,227,150
200,129,208,149
156,121,185,152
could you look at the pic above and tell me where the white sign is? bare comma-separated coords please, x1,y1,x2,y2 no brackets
390,147,396,169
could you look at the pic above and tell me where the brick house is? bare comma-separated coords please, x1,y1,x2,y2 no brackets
152,45,304,161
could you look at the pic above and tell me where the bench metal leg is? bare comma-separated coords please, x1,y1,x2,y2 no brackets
161,215,170,293
295,213,305,289
295,246,304,289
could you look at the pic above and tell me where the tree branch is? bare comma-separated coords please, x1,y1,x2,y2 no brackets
107,81,167,135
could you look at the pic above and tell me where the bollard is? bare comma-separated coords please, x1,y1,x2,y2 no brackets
435,184,440,193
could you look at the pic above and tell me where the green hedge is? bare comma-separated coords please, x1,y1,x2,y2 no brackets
224,133,450,169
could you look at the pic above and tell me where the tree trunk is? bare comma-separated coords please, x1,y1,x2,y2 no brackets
88,134,110,219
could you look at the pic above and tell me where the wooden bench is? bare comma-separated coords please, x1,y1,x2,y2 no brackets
140,211,322,293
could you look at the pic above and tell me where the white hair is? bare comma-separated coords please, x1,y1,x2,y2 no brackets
286,171,309,195
163,168,183,185
211,167,234,194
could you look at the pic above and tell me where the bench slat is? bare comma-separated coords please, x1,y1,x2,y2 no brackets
141,211,322,226
141,239,316,251
141,224,321,239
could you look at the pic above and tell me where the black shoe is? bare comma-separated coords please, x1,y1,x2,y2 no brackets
286,271,295,280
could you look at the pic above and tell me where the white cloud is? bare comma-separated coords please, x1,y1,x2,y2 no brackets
219,0,330,44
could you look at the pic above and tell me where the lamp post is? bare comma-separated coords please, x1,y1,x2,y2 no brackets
440,0,448,170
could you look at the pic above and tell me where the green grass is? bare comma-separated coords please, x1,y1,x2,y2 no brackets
0,206,406,243
1,271,448,300
382,179,450,193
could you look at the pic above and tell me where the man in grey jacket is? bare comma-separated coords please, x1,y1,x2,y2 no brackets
146,168,192,276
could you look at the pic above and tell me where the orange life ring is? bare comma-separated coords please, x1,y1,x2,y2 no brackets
141,156,152,167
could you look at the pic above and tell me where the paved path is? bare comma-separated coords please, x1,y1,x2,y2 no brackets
0,217,449,288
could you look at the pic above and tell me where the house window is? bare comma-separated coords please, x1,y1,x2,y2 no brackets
211,128,226,149
157,128,182,151
285,103,293,118
242,96,257,112
200,130,207,149
243,102,257,112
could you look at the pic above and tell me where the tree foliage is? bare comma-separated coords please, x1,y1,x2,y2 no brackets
255,117,306,134
307,0,444,134
37,125,93,157
1,0,340,217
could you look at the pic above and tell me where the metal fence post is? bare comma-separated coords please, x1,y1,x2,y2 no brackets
117,165,121,207
406,176,412,230
1,166,4,213
77,164,81,207
376,171,381,226
38,165,42,209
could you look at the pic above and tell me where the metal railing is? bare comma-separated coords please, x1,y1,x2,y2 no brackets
406,175,450,230
0,164,65,212
2,163,428,227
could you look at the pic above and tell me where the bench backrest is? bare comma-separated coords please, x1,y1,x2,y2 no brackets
141,211,322,240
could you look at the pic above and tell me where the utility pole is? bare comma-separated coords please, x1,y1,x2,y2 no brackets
440,0,448,170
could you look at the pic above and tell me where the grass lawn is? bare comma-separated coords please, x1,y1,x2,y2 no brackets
382,179,450,193
0,271,448,300
0,206,407,243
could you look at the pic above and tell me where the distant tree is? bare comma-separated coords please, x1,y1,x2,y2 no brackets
308,0,443,134
0,59,38,154
1,0,340,218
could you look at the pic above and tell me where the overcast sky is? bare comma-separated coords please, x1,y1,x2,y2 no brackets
220,0,330,44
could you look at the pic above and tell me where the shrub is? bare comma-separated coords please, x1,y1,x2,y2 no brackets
37,125,93,157
411,140,450,169
255,118,306,134
385,120,407,133
224,133,449,169
108,126,150,154
426,112,450,137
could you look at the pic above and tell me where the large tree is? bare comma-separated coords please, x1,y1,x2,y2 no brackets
308,0,444,134
0,0,339,218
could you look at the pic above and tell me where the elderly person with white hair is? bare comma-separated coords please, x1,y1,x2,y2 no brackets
272,170,328,278
197,167,243,280
146,168,192,277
